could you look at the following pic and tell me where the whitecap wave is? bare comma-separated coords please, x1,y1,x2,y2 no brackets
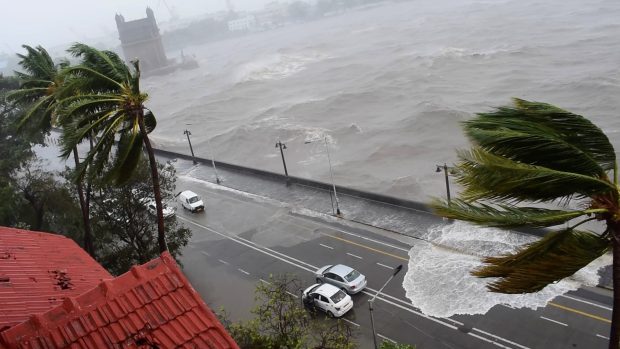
234,52,330,82
403,221,611,318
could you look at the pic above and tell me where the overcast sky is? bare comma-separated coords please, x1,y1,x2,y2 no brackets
0,0,271,53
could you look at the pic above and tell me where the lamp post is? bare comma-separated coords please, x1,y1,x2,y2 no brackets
369,264,403,349
435,163,451,203
305,137,341,216
207,138,221,184
183,129,197,165
275,140,288,177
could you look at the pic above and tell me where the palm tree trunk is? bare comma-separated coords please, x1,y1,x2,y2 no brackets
72,146,93,256
137,110,168,253
610,234,620,349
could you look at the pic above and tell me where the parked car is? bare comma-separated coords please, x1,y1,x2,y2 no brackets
146,201,176,218
178,190,204,213
302,283,353,318
315,264,367,294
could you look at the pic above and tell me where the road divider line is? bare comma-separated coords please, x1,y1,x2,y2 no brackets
540,316,567,327
559,294,612,311
472,328,531,349
377,333,396,343
218,259,229,265
343,319,360,327
376,262,393,269
597,334,609,340
260,279,272,285
320,243,334,250
200,251,210,256
548,302,611,323
346,252,363,259
238,268,250,275
326,234,408,261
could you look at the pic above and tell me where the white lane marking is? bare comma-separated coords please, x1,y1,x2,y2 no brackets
597,334,609,340
377,333,396,343
468,332,512,349
560,294,612,311
260,279,272,285
346,252,362,259
200,251,210,256
540,316,568,327
286,291,299,299
342,318,360,327
473,327,532,349
180,217,528,348
238,268,250,275
376,262,393,269
218,259,229,265
280,213,410,252
320,243,334,250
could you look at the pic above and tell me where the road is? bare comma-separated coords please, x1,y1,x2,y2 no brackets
174,174,613,349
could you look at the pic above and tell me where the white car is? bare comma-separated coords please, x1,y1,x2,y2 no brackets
178,190,204,213
146,201,176,218
315,264,367,294
302,283,353,318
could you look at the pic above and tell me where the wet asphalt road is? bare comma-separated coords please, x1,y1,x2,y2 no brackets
170,163,614,349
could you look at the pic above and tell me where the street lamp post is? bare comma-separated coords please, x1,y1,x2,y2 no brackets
305,137,341,216
369,264,403,349
275,140,288,177
207,139,221,184
183,129,197,165
435,163,451,203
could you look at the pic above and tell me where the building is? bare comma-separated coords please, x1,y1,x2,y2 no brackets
0,227,238,349
115,8,169,73
227,15,257,32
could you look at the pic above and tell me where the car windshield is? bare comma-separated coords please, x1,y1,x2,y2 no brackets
330,290,347,304
188,196,200,203
344,269,361,282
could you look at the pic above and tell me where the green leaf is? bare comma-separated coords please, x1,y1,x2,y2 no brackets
430,198,603,228
456,147,616,202
472,228,609,293
465,98,616,173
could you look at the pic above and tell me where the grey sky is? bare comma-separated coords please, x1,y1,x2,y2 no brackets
0,0,271,53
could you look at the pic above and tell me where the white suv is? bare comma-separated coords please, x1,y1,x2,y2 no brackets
302,283,353,318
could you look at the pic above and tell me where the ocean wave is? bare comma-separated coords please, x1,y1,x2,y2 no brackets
233,51,331,83
402,221,610,318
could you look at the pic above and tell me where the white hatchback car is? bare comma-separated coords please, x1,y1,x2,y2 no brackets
302,283,353,318
146,201,176,218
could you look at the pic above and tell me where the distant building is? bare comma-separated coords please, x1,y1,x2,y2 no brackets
228,15,257,32
255,1,289,28
115,8,169,73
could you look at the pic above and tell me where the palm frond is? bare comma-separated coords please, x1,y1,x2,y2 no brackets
456,147,616,202
465,98,616,174
430,198,604,228
107,130,144,184
143,109,157,133
472,228,609,293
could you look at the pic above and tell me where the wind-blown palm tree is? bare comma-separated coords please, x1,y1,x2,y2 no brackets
7,45,94,255
57,43,167,253
431,98,619,348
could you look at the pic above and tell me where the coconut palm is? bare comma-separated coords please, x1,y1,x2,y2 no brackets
57,43,167,253
431,98,619,348
7,45,94,255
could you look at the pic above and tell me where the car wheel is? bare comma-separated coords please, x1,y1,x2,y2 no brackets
316,278,322,283
327,311,334,318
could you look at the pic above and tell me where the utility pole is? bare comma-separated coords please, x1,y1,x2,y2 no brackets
275,140,289,177
369,265,403,349
183,129,197,165
324,137,341,216
436,163,451,203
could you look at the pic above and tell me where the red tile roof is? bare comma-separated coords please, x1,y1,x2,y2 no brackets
0,251,239,349
0,227,113,331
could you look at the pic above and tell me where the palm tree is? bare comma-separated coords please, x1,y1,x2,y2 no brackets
7,45,94,255
431,98,619,348
57,43,167,253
